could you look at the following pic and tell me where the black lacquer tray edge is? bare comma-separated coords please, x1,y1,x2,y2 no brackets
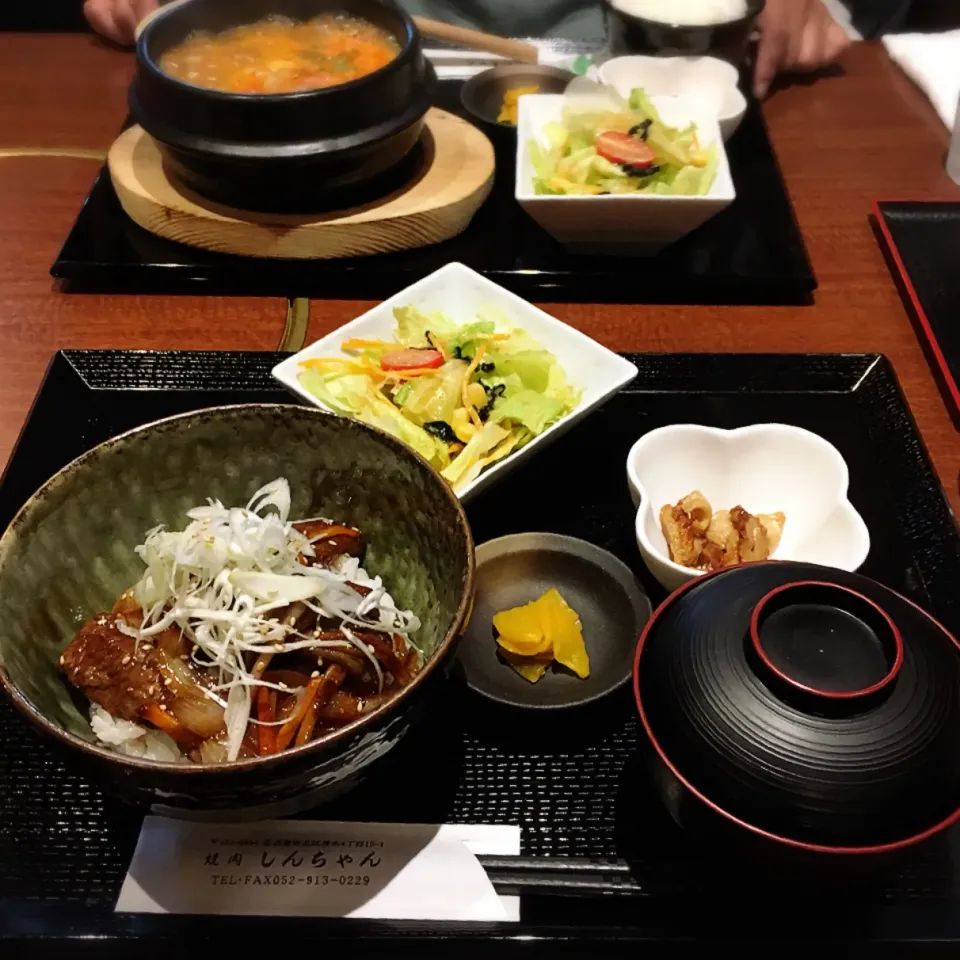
872,199,960,421
0,350,60,498
4,350,960,954
10,898,960,956
48,85,816,306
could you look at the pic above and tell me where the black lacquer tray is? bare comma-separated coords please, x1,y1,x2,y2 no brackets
51,80,815,305
3,351,960,957
874,200,960,420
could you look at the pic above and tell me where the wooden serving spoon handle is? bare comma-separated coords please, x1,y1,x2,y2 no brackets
412,16,539,64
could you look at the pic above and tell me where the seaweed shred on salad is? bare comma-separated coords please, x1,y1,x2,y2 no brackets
529,87,719,197
297,306,581,493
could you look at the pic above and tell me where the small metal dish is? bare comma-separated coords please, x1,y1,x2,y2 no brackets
460,63,575,135
457,533,652,710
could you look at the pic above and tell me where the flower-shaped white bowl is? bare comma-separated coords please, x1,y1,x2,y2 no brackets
273,262,638,502
626,424,871,592
598,55,748,141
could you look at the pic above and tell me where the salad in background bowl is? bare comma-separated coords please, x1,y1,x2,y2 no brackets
272,263,638,501
515,81,735,254
529,85,720,197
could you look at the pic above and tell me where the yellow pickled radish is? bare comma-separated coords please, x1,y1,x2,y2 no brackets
510,661,549,683
493,601,553,657
493,588,589,683
538,589,590,679
500,651,550,684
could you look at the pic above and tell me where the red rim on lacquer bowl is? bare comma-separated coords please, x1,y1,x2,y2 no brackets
632,564,960,855
748,580,904,701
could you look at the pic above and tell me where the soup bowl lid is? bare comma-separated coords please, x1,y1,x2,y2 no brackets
633,561,960,852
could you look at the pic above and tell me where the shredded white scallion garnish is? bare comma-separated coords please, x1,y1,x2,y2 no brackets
125,478,421,760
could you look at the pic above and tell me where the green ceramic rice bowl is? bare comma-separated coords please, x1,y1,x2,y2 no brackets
0,404,474,818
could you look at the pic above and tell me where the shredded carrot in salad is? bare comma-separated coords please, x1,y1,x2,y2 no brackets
296,304,581,494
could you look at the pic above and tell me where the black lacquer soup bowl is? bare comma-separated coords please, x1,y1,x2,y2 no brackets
633,561,960,861
131,0,437,212
0,405,474,818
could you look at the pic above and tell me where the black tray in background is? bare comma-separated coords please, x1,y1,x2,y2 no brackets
874,200,960,420
51,80,815,305
2,351,959,957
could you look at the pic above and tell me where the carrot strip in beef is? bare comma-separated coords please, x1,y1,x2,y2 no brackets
275,676,322,752
141,702,199,746
295,665,346,746
257,687,278,756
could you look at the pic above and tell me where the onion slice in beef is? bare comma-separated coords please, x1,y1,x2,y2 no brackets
117,477,421,759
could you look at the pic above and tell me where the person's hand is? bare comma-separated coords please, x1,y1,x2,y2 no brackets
84,0,158,46
754,0,852,98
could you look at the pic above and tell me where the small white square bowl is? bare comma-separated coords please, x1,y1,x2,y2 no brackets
625,423,871,592
515,93,736,255
272,262,638,501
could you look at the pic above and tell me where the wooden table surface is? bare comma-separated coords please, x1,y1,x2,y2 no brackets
0,33,958,511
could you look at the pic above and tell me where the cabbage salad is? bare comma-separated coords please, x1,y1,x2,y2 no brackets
529,86,719,197
298,306,580,494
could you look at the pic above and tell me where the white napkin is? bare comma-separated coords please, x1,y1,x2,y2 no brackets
883,30,960,130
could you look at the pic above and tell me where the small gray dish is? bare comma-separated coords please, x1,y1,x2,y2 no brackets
458,533,652,709
460,63,575,135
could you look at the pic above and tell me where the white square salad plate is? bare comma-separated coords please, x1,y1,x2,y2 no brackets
515,93,735,254
272,262,638,501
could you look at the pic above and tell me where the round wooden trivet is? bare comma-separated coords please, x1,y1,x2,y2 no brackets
108,109,494,260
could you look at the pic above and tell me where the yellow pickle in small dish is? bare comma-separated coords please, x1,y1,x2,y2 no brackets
493,588,590,683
